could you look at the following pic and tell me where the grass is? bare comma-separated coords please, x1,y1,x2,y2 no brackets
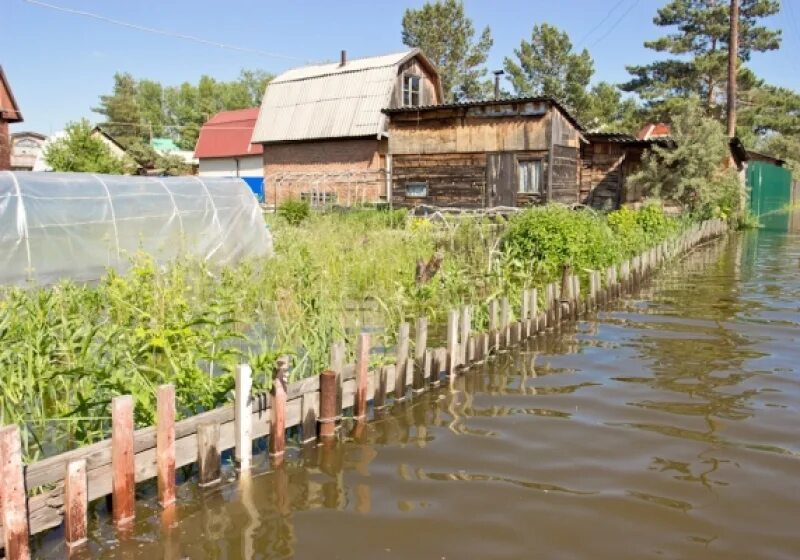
0,203,683,461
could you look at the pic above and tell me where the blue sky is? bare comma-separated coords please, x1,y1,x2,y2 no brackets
4,0,799,134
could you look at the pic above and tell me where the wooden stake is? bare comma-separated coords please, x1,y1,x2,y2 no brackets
197,422,221,487
111,395,135,526
431,348,445,387
270,356,288,457
415,316,428,384
500,298,510,345
0,425,30,560
395,322,410,400
521,290,530,337
446,309,460,375
234,365,252,472
374,365,390,409
488,299,499,350
301,391,318,443
319,370,338,439
64,459,88,550
354,333,370,420
460,306,471,364
157,384,176,507
330,340,346,419
414,349,431,392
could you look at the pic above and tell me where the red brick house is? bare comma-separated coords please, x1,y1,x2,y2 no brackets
251,49,442,206
0,66,24,170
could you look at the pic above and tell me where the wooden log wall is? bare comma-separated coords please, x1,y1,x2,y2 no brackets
580,142,625,210
0,219,729,559
391,153,487,208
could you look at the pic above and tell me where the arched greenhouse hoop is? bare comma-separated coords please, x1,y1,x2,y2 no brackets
0,171,273,286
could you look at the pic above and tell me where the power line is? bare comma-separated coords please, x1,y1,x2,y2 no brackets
575,0,629,48
23,0,309,62
589,0,640,49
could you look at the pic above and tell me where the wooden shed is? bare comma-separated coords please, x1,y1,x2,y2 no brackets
382,97,586,209
580,132,673,210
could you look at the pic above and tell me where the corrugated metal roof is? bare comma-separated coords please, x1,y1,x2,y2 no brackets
195,108,263,159
252,50,420,143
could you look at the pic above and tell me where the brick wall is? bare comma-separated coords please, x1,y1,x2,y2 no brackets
262,138,387,206
0,121,10,170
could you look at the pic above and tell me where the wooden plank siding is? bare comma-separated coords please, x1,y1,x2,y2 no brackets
386,99,586,209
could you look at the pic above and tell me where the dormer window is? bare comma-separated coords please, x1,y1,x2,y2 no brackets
403,74,421,107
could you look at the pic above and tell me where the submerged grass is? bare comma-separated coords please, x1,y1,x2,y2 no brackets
0,203,683,460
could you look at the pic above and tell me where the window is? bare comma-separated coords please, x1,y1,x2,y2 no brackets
518,160,542,194
403,74,421,107
405,182,428,198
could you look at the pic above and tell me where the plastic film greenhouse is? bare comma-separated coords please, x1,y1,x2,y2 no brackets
0,172,273,286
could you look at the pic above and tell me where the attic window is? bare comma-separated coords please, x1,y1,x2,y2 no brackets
403,74,421,107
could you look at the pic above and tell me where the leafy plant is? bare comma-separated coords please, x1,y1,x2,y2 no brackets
277,199,311,225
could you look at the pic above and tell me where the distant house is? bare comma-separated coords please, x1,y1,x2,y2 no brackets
1,65,24,171
194,108,263,197
383,97,585,208
32,127,143,172
10,131,47,171
151,137,198,171
251,49,442,206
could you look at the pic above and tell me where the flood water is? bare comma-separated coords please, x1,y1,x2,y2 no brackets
42,225,800,559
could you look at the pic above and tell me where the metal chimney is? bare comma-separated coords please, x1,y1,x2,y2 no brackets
493,70,505,100
340,50,347,66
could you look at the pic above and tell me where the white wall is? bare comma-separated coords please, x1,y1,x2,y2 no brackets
198,156,263,177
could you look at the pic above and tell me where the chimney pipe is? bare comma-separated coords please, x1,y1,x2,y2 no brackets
493,70,505,101
341,50,347,66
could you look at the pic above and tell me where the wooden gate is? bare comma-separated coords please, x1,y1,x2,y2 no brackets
486,153,517,208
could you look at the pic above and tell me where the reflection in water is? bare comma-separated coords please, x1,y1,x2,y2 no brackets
39,221,800,559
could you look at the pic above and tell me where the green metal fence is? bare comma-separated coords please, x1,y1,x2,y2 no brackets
747,161,792,231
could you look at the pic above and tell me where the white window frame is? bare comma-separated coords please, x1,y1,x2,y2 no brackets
405,181,428,198
518,159,543,194
403,74,422,107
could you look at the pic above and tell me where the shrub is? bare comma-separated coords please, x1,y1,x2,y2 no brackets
277,199,311,225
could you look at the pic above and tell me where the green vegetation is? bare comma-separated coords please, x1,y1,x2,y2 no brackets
277,199,311,225
44,119,128,174
1,205,682,462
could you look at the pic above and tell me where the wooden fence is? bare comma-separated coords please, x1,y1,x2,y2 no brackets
0,219,727,559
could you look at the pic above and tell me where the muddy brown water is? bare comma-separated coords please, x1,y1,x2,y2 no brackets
37,227,800,559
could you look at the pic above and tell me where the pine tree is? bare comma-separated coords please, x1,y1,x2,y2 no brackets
622,0,781,115
93,73,147,147
402,0,493,102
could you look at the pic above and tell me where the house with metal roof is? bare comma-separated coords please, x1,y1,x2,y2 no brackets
1,65,24,171
251,49,442,207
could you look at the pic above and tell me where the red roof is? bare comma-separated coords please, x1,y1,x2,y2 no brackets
194,107,263,159
637,123,671,140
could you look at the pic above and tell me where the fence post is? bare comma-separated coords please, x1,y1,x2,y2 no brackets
354,333,370,421
521,290,530,338
64,459,88,550
157,385,176,507
431,348,445,387
1,425,30,560
447,310,460,375
395,322,410,400
415,349,431,393
111,395,135,526
374,365,390,410
500,298,510,345
234,365,253,472
415,316,428,388
330,341,346,420
270,357,288,459
460,306,471,364
197,422,221,486
488,299,499,351
319,370,338,439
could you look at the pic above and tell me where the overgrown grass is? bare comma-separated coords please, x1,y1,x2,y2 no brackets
0,203,683,460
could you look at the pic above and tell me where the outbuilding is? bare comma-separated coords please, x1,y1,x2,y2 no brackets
382,97,585,208
0,65,23,171
194,108,264,198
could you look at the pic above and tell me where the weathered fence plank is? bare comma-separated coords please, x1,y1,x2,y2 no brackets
111,395,135,526
157,384,176,507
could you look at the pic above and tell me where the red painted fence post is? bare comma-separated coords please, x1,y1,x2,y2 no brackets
111,395,135,526
0,425,30,560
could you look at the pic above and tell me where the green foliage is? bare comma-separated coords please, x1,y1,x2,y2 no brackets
626,100,744,219
401,0,493,101
504,24,593,116
277,199,311,225
622,0,781,115
44,119,127,174
501,206,621,284
1,206,684,461
93,69,274,151
607,202,680,256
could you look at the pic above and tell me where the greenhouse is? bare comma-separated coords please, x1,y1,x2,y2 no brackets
0,171,273,285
